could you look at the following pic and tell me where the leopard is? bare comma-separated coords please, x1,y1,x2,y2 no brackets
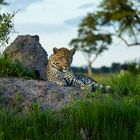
46,47,111,92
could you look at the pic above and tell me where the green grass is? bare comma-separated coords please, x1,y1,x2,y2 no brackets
92,73,116,84
0,96,140,140
111,73,140,96
63,98,140,140
0,55,36,79
86,72,118,86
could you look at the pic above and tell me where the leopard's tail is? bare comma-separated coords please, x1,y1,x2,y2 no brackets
91,81,112,92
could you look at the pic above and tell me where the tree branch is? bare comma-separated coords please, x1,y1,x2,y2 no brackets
113,34,140,47
131,26,137,44
99,26,140,47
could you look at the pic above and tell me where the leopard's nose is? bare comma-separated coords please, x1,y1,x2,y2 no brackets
63,66,69,72
64,66,68,70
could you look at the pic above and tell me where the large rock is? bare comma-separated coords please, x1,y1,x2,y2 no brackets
4,35,48,80
0,78,83,112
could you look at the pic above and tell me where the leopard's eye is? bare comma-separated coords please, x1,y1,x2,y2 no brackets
55,61,60,65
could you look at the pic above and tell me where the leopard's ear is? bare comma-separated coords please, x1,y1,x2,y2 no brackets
70,48,76,55
53,47,59,54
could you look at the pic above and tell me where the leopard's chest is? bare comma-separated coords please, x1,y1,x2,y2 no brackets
49,65,64,80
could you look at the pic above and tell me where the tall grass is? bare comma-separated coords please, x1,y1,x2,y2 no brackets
0,55,36,79
63,97,140,140
0,108,81,140
111,73,140,96
0,97,140,140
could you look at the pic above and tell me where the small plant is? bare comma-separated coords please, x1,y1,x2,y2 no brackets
15,91,22,101
29,102,41,113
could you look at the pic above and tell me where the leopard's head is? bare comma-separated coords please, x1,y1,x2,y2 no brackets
49,47,76,72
